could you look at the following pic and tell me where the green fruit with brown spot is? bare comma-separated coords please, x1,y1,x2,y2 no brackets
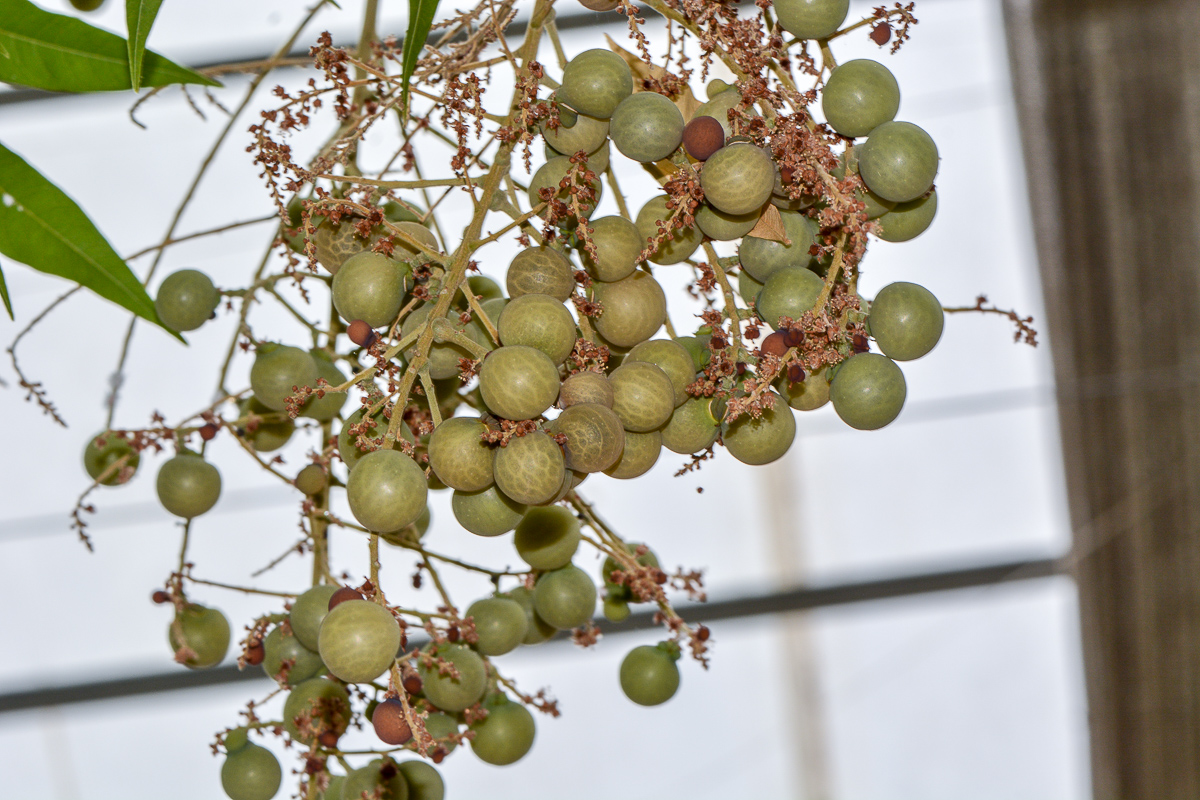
497,294,577,365
591,272,666,348
529,156,602,222
83,431,139,486
635,195,702,265
479,346,561,420
282,678,350,744
701,143,776,215
332,251,410,328
428,416,494,492
693,87,743,139
318,598,401,683
514,506,581,569
722,391,797,465
169,603,230,668
626,339,695,406
559,371,614,408
739,211,816,282
560,49,633,118
776,371,830,411
661,395,721,454
493,431,566,506
610,92,684,163
451,485,527,537
547,403,625,473
346,449,429,533
604,429,662,479
417,644,487,712
582,215,643,282
506,246,576,301
610,361,675,432
466,596,528,656
534,565,597,629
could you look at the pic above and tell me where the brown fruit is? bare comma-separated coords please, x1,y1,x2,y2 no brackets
328,587,365,610
760,330,789,357
347,319,376,347
372,699,414,745
683,115,725,161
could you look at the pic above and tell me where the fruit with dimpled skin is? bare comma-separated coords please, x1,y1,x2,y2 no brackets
582,216,642,282
773,0,850,40
635,195,702,265
609,361,675,432
822,59,900,138
451,485,527,536
401,305,490,380
619,643,681,706
559,49,633,119
877,191,938,242
220,741,282,800
559,371,614,408
493,430,566,506
157,453,222,518
541,108,609,155
514,506,581,569
331,252,410,328
857,121,940,203
250,344,318,412
867,281,944,361
722,391,797,465
546,403,625,473
497,294,577,366
533,565,597,629
756,266,826,330
609,92,684,163
591,272,666,348
700,143,776,215
505,246,577,301
469,694,536,766
626,339,695,407
155,269,219,333
83,431,139,486
262,626,325,686
417,644,487,712
604,429,662,479
830,352,907,430
696,202,763,241
289,585,339,651
427,416,494,492
479,346,561,420
466,596,529,656
739,210,816,283
283,677,350,745
170,603,230,668
318,598,401,683
346,449,429,533
661,395,721,454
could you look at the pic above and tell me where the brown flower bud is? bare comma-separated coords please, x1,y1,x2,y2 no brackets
783,326,804,348
870,22,892,46
151,590,171,605
245,641,265,666
787,364,806,384
402,673,423,696
199,423,219,441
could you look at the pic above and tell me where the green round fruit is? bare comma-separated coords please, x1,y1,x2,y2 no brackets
756,266,825,329
542,108,610,155
545,137,612,174
338,407,412,472
398,761,444,800
774,0,850,40
661,395,720,454
427,416,494,492
169,603,230,668
829,353,906,430
83,431,139,486
380,504,431,547
514,506,581,569
635,195,702,265
250,344,319,412
506,246,576,301
877,190,937,242
604,597,632,622
695,202,763,241
451,485,527,536
676,335,711,371
626,339,695,407
318,598,401,683
609,361,675,432
417,644,488,712
382,199,428,226
157,453,221,518
835,145,896,218
300,353,349,421
602,543,659,597
342,760,409,800
497,294,577,366
739,210,816,282
493,431,566,506
533,565,597,629
506,586,556,644
282,678,350,744
529,156,602,221
591,272,666,348
722,391,797,465
823,59,901,138
289,585,339,651
401,305,488,380
582,215,643,282
776,371,830,411
857,121,940,203
466,596,529,656
456,275,504,310
700,144,776,215
225,728,250,752
604,429,662,479
346,449,429,533
610,92,685,163
69,0,106,11
155,269,219,333
221,742,282,800
262,626,325,686
559,370,614,408
619,643,681,706
389,221,440,260
479,346,561,420
547,403,625,473
239,396,295,453
738,270,765,305
317,775,344,800
423,713,460,754
560,49,633,118
469,695,536,766
868,281,944,361
312,218,363,274
332,252,409,328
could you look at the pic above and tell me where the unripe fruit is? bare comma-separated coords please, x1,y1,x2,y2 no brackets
300,353,349,421
774,0,850,40
466,596,529,656
506,246,576,301
619,643,681,706
262,625,325,686
545,138,611,174
559,49,633,119
739,210,816,282
427,416,494,492
372,699,413,745
342,759,409,800
676,334,712,371
451,485,527,536
338,407,412,473
529,156,602,221
221,742,282,800
603,429,662,479
331,251,409,328
250,344,319,412
423,713,460,753
346,449,429,533
417,644,487,712
635,195,702,265
877,190,938,242
170,603,230,668
493,431,566,506
295,464,328,496
456,274,504,309
83,431,139,486
834,145,896,219
857,121,940,203
514,506,582,569
756,266,825,329
533,565,597,629
700,143,776,215
683,115,725,161
282,678,350,744
695,202,762,241
155,269,219,333
591,272,666,347
312,218,363,274
868,281,944,361
506,585,556,644
398,761,445,800
610,92,685,163
318,598,401,683
497,294,577,365
389,221,440,260
602,542,660,593
479,345,561,420
582,215,643,282
469,695,536,765
829,352,906,430
626,339,695,407
609,361,675,432
661,395,720,454
559,370,614,408
381,199,428,226
401,306,486,380
541,109,610,155
722,392,797,465
547,403,625,473
776,371,831,411
604,597,632,622
157,453,221,518
822,59,900,138
239,396,294,453
289,585,339,651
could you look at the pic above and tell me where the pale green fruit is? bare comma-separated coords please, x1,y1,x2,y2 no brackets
155,269,219,333
466,596,529,656
169,603,230,668
635,195,702,265
451,485,527,536
428,416,494,492
626,339,695,406
776,371,831,411
251,344,319,412
610,92,684,163
559,49,633,119
493,431,566,506
221,742,282,800
547,403,625,473
774,0,850,40
389,220,440,259
342,759,409,800
282,678,349,744
300,353,348,421
506,246,576,301
423,713,461,754
835,145,897,219
338,407,413,473
541,108,609,155
619,643,681,706
479,345,561,420
591,272,666,348
610,361,676,432
867,281,944,361
332,251,409,328
318,775,344,800
822,59,900,138
700,144,776,215
529,156,602,221
722,391,797,465
83,431,139,486
239,396,294,453
546,139,611,174
756,267,825,329
398,761,444,800
469,695,536,766
514,506,582,569
604,429,662,479
262,626,325,686
497,294,577,365
829,353,906,430
506,586,557,645
661,395,720,454
346,449,429,533
312,217,364,275
157,453,221,518
318,598,401,683
695,202,763,241
534,565,597,629
739,210,816,282
559,370,614,408
582,216,642,282
857,121,940,203
604,597,632,622
738,270,764,305
417,644,488,712
289,585,339,651
677,334,711,371
877,190,938,242
295,464,328,497
401,305,488,380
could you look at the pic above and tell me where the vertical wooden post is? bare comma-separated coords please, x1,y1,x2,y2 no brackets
1003,1,1200,797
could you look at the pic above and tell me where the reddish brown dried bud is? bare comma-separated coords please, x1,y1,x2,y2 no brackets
372,699,414,746
851,333,870,354
653,569,668,585
783,326,804,348
696,624,710,642
683,116,725,162
446,625,460,643
759,331,789,357
379,761,399,780
735,361,747,376
402,673,423,696
151,590,171,604
199,423,219,441
327,587,364,610
431,748,446,764
870,22,892,46
787,364,806,384
347,319,377,348
317,730,340,749
245,641,265,666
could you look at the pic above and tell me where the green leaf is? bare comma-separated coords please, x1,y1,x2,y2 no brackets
401,0,440,112
125,0,165,92
0,262,12,321
0,0,219,93
0,143,176,337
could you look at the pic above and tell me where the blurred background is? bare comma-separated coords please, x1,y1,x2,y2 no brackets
2,0,1190,797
